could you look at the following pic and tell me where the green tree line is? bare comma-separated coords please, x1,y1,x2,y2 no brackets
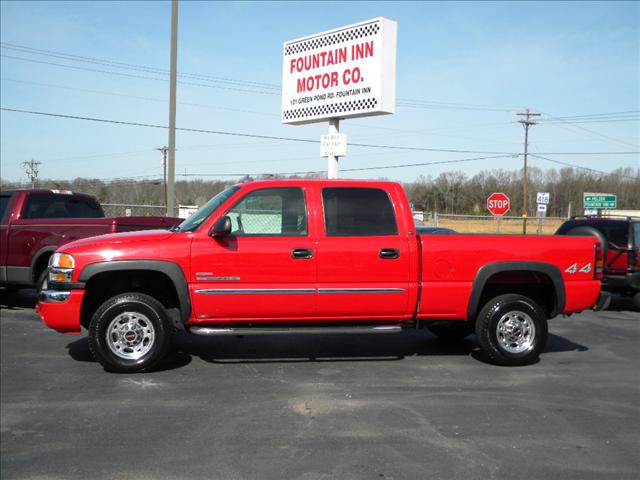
2,166,638,217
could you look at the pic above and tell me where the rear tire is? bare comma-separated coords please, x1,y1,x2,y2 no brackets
427,322,473,340
475,294,548,366
88,293,172,373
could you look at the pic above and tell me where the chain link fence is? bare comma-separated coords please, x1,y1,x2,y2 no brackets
228,210,281,234
414,212,566,235
101,203,167,217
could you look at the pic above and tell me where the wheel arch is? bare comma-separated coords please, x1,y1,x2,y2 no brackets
467,261,566,321
30,246,57,284
78,260,191,326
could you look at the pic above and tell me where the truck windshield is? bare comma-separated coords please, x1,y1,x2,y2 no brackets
175,186,240,232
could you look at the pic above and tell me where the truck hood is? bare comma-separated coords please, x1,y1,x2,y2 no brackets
57,229,190,271
58,229,176,252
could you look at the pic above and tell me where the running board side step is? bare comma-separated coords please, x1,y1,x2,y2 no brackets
189,325,403,336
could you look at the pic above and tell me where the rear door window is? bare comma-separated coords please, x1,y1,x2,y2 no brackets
322,187,398,236
634,223,640,249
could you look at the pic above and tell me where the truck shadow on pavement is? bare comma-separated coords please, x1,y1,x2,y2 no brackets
65,330,588,371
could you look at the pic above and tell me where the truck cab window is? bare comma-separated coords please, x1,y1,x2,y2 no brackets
22,194,103,219
66,197,103,218
322,187,398,236
23,195,68,219
226,188,307,236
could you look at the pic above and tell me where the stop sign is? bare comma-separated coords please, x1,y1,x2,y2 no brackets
487,192,510,216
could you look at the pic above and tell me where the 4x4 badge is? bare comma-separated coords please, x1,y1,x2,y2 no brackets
565,263,592,274
579,263,592,274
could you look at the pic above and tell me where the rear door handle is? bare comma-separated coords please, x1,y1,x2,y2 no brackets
379,248,400,259
291,248,313,259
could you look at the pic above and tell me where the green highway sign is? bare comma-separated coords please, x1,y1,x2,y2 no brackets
583,193,617,209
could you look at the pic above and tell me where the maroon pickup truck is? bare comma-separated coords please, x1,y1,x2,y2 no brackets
0,189,180,290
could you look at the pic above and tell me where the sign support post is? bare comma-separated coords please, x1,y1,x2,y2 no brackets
327,118,340,179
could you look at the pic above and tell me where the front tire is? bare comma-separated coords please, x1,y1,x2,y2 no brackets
88,293,172,373
475,294,548,366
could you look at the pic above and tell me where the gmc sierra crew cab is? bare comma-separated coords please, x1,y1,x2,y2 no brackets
36,180,604,372
0,189,180,291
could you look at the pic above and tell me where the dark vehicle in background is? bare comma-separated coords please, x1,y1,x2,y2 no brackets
416,226,457,235
557,216,640,309
0,189,181,291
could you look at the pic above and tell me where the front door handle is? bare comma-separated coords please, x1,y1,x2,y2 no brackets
292,248,314,259
379,248,400,259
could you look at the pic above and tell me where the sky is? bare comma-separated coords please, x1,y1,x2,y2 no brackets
1,1,638,184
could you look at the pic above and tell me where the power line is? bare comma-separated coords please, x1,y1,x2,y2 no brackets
1,77,280,117
396,100,517,112
537,110,639,120
176,155,517,177
2,77,520,145
529,154,640,180
0,42,524,112
538,118,639,125
4,41,638,132
0,107,518,155
539,112,638,149
2,107,639,158
0,54,280,95
0,75,534,148
0,42,280,90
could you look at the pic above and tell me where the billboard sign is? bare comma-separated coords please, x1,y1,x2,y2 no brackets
282,17,397,125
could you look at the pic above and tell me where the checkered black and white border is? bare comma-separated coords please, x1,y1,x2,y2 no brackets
285,24,380,56
282,98,379,121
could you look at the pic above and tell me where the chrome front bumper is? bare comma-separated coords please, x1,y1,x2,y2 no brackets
39,289,71,303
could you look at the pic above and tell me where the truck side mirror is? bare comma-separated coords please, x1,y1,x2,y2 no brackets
209,215,232,238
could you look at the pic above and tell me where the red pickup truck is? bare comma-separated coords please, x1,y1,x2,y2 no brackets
36,180,604,372
0,189,180,290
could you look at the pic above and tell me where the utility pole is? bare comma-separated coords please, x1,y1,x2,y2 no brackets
23,159,42,188
156,146,168,207
166,0,179,217
516,109,541,234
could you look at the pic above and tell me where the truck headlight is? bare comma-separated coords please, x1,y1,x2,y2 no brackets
49,253,75,283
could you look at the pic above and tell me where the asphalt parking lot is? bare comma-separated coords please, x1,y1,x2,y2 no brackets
1,290,639,480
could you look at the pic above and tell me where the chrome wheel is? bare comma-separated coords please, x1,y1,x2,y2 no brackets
496,310,536,354
106,312,156,360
